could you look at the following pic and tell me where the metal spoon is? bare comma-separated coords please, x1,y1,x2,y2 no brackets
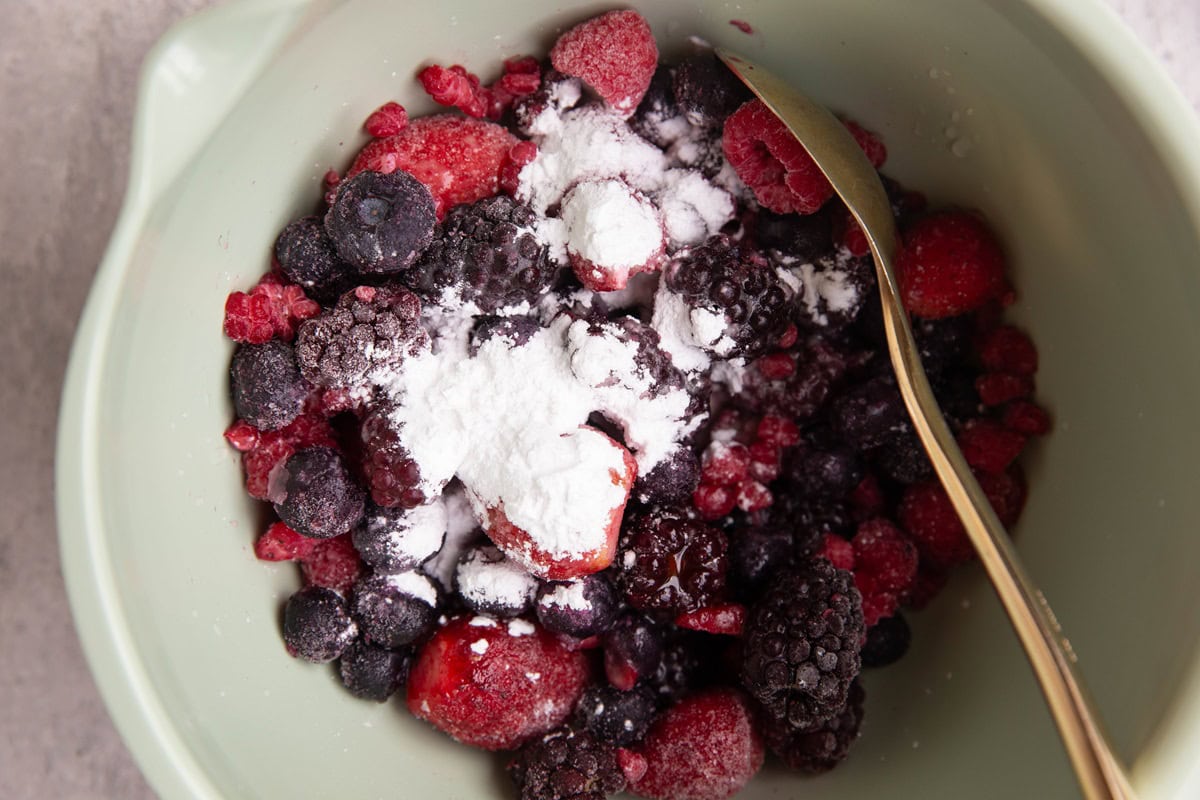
716,48,1136,800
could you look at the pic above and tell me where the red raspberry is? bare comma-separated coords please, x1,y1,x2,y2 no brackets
693,483,737,520
498,140,538,195
976,372,1035,406
254,522,315,562
851,518,918,627
819,533,856,572
700,441,751,485
237,413,337,500
496,56,542,96
618,748,649,785
756,352,797,379
223,420,259,452
978,325,1038,375
755,415,800,447
898,468,1027,567
550,10,658,115
1002,400,1052,436
363,101,408,138
957,418,1027,474
736,480,773,512
832,205,871,257
418,64,491,118
746,440,782,483
675,603,746,636
777,323,799,349
300,533,363,595
407,616,590,751
223,272,320,344
860,593,900,631
631,688,764,800
843,119,888,169
723,100,885,215
903,563,949,610
347,114,518,218
849,474,886,520
896,210,1007,319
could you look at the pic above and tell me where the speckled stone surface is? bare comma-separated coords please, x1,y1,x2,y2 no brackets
0,1,1195,798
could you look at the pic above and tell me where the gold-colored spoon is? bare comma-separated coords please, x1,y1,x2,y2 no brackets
716,49,1136,800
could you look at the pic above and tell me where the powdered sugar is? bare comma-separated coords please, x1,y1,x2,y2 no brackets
455,545,538,612
388,570,439,606
560,179,664,272
470,639,490,655
777,252,862,326
507,618,536,637
650,282,737,371
540,580,592,611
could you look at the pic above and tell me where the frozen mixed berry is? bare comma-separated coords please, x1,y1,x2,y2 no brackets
628,65,679,147
574,684,658,747
850,518,919,628
630,688,764,800
979,324,1038,375
783,438,864,501
295,285,428,391
301,532,364,595
740,559,864,729
455,544,538,618
513,69,584,137
270,446,366,539
762,679,865,774
753,208,834,264
860,613,912,668
603,614,664,691
338,640,412,702
274,216,353,302
617,509,729,614
230,412,337,500
672,52,753,128
469,314,544,354
662,235,792,359
352,500,447,574
769,484,856,541
728,523,794,598
896,210,1008,319
1003,400,1052,436
785,251,876,331
229,341,309,431
535,574,620,639
350,571,439,648
872,427,934,485
406,195,557,312
561,179,665,292
223,273,321,344
282,585,358,663
324,169,436,275
407,615,590,750
830,374,910,450
550,9,658,115
644,630,708,708
957,418,1027,474
675,602,746,636
363,100,408,138
360,401,430,509
898,468,1026,567
254,521,315,562
634,447,701,507
509,727,627,800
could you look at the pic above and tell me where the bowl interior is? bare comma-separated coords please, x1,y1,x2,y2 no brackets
68,0,1200,797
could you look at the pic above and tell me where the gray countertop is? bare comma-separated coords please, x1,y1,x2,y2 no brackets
0,1,1196,797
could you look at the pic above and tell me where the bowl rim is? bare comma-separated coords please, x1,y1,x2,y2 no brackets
55,1,1200,798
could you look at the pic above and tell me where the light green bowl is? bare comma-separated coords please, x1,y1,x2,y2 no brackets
56,0,1200,797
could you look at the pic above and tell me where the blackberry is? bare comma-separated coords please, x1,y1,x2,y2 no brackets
282,585,357,663
508,727,626,800
535,574,619,639
860,612,912,668
455,544,538,618
568,315,689,399
754,208,833,263
872,428,934,485
274,216,353,302
229,341,308,431
407,195,556,313
350,571,438,648
740,559,864,729
325,169,436,275
617,510,728,614
830,375,910,450
734,337,868,423
787,252,876,331
272,446,366,539
632,447,700,507
360,402,429,509
672,52,752,128
352,501,446,574
628,65,679,147
469,314,544,354
644,630,708,707
782,439,864,500
763,680,865,773
574,685,657,747
338,640,412,702
770,486,856,539
913,315,975,379
662,236,792,359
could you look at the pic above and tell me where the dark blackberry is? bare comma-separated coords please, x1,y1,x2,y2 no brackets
872,429,934,485
229,341,308,431
633,447,700,507
535,574,620,639
628,65,678,147
672,52,752,128
406,196,555,313
602,614,664,690
740,559,864,729
617,510,728,614
568,315,689,399
913,315,975,379
662,236,792,359
770,485,856,540
295,285,428,391
860,612,912,668
360,402,429,509
338,640,412,701
352,501,446,574
782,439,864,500
274,216,352,303
454,544,538,618
272,446,366,539
508,727,626,800
349,571,438,648
325,169,436,275
282,585,357,663
728,523,795,599
574,685,657,747
754,208,833,263
830,375,910,450
469,314,543,354
763,680,865,773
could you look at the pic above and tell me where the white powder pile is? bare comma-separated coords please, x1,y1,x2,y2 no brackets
422,484,481,589
560,179,664,277
776,251,862,327
650,281,738,372
539,580,592,611
455,545,539,612
388,570,438,607
364,498,447,570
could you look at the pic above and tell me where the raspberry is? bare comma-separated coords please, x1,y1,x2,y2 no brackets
535,574,620,639
819,533,855,572
498,139,539,196
324,169,436,275
509,727,627,800
352,500,446,574
740,559,864,729
295,285,428,391
722,100,884,214
229,341,309,431
675,603,746,636
898,468,1026,567
978,324,1038,375
671,52,752,127
282,586,358,663
348,114,519,218
617,510,729,613
360,402,429,509
363,101,408,138
254,521,315,562
756,415,801,447
756,352,796,379
851,519,918,628
235,412,337,500
1002,400,1052,436
762,680,865,774
271,446,366,540
735,336,867,423
407,615,590,750
736,480,773,512
662,236,792,359
273,216,353,302
957,418,1027,474
550,10,658,115
700,441,751,485
561,179,665,291
351,571,439,648
976,372,1035,406
338,640,412,702
300,533,364,594
418,64,492,119
630,688,764,800
574,684,658,746
843,120,888,170
896,210,1007,319
223,272,322,343
455,544,538,618
860,613,912,668
406,195,557,313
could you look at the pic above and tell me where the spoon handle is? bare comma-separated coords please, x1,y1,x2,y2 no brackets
717,49,1137,800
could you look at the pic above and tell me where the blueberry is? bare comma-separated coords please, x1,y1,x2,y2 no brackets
574,685,657,746
728,524,794,598
602,614,664,687
352,500,447,574
830,376,909,450
350,571,438,648
282,586,357,663
672,52,753,128
274,215,353,302
325,170,435,275
860,613,912,668
272,447,366,539
535,574,619,639
454,544,537,618
229,341,308,431
783,442,864,499
338,640,412,701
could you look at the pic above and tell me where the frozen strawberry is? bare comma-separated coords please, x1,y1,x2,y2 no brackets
896,210,1007,319
550,10,658,115
675,603,746,636
347,114,518,218
254,521,315,562
561,179,665,291
631,688,764,800
407,616,590,750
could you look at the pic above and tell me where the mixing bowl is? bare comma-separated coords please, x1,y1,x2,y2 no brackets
56,0,1200,797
